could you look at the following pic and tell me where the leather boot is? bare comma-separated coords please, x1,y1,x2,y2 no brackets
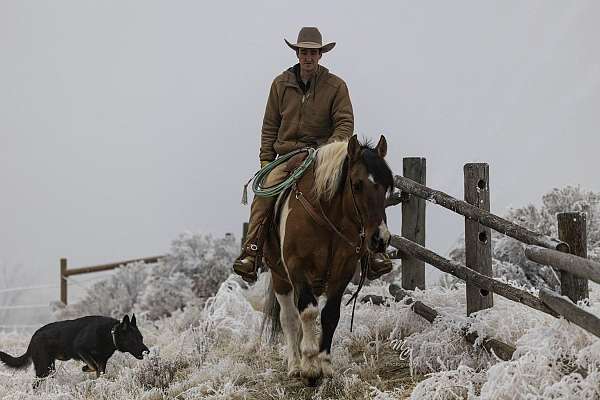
233,195,275,283
367,252,393,280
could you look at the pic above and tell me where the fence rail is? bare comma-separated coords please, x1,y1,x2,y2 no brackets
393,175,568,252
525,245,600,285
59,255,164,305
390,158,600,340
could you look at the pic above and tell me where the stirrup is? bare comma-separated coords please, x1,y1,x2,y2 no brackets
233,245,259,283
233,257,258,283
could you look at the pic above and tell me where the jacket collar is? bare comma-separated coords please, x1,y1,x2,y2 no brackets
283,64,328,90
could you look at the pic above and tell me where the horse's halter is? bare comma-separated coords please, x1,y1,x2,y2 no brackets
347,174,367,254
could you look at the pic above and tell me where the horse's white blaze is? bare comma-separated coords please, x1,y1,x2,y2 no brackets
275,291,301,374
378,220,390,243
368,174,376,184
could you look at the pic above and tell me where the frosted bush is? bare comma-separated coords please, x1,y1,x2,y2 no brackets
54,232,236,321
53,261,149,320
138,271,194,320
134,352,186,389
410,365,487,400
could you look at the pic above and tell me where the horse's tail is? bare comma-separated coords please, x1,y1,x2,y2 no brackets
0,344,32,369
260,272,281,343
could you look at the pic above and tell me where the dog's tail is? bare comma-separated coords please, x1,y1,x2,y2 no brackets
0,345,32,369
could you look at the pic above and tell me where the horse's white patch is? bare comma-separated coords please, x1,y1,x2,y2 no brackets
318,295,328,314
299,305,320,357
279,193,292,280
275,291,301,375
368,174,376,184
319,351,334,377
378,220,391,244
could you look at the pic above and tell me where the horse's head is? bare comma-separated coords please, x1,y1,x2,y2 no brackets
347,135,393,253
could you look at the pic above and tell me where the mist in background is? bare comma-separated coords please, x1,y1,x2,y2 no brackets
1,1,599,317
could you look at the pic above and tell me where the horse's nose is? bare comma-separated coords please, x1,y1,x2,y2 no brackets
370,221,391,253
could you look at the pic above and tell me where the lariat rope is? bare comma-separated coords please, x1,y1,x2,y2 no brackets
241,148,318,205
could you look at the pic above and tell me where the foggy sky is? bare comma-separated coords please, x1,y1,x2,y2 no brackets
1,1,599,300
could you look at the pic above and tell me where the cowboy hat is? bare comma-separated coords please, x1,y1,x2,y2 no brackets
284,27,336,53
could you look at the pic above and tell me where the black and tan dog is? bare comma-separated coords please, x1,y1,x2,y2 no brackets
0,314,149,383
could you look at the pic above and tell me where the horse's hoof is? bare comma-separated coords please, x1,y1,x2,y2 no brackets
320,359,333,378
301,356,322,386
304,376,320,387
288,367,301,378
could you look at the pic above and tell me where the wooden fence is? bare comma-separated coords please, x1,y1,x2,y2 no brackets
389,158,600,342
59,255,163,305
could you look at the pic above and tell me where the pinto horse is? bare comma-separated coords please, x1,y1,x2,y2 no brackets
263,135,393,385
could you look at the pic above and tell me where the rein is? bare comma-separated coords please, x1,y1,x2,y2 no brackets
293,158,370,332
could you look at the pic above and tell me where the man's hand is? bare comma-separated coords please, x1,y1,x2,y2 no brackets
260,160,270,168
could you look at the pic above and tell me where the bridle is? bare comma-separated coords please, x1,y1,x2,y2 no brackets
294,158,367,255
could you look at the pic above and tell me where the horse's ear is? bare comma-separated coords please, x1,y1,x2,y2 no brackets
376,135,387,158
131,314,137,326
122,315,130,328
347,135,361,162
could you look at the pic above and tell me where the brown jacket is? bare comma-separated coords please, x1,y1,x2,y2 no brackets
259,65,354,162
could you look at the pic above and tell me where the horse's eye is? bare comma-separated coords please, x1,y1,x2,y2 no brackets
353,180,363,192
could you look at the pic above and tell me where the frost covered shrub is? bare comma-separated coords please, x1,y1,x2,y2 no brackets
135,352,187,389
54,232,237,321
444,186,600,290
138,271,195,320
410,365,487,400
164,232,237,299
53,261,149,320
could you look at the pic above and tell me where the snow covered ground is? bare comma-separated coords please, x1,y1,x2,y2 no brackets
1,274,599,399
1,187,599,398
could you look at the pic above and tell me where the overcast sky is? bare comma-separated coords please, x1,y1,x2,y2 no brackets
1,1,599,298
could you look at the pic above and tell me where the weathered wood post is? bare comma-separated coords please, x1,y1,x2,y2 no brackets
464,163,494,315
557,212,588,302
401,158,426,290
60,258,68,305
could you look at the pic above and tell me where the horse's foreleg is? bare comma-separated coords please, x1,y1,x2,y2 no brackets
274,289,302,377
319,292,343,378
297,285,321,384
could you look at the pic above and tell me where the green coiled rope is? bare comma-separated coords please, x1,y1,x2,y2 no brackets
241,148,317,205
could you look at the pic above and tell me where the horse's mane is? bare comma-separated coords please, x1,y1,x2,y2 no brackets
313,141,348,201
312,139,394,201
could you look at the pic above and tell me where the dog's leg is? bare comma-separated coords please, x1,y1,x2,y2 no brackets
31,349,53,389
78,352,99,377
96,359,107,377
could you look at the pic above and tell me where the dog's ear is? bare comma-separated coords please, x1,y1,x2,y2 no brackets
131,314,137,327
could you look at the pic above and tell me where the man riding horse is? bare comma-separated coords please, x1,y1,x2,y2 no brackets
233,27,392,283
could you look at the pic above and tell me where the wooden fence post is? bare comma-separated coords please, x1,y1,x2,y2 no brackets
464,163,494,315
557,212,588,302
401,158,426,290
60,258,68,305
